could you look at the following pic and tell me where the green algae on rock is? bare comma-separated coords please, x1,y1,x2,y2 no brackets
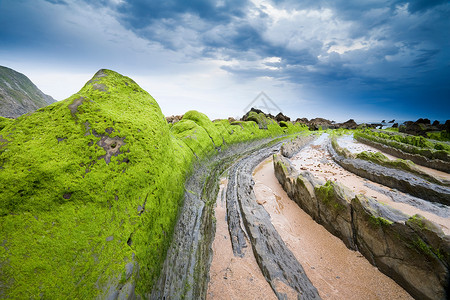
0,69,186,298
0,69,307,298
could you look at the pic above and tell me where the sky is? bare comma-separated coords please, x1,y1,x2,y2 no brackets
0,0,449,122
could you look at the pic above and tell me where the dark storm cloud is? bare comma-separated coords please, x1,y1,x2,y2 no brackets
400,0,448,13
1,0,449,119
117,0,252,28
108,0,449,118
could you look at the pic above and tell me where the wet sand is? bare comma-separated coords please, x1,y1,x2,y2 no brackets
337,134,450,182
253,157,413,300
291,136,450,234
207,178,277,300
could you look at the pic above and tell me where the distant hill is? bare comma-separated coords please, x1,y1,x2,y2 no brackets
0,66,56,118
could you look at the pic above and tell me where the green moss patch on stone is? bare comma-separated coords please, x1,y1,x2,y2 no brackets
315,181,347,212
354,130,450,161
330,135,354,159
246,111,270,130
0,69,308,298
368,215,393,227
0,116,13,131
411,237,442,260
0,69,186,298
182,110,223,148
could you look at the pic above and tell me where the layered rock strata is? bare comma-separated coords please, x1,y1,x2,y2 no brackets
355,136,450,173
329,141,450,206
280,134,316,158
227,144,321,299
274,154,450,300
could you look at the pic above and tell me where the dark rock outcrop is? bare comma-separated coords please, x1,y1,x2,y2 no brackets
339,119,358,129
0,66,55,118
399,118,449,137
389,119,395,123
295,117,309,124
308,117,335,130
417,118,431,125
275,112,290,122
166,115,183,124
241,107,275,122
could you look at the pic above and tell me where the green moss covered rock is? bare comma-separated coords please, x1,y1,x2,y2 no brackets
0,69,307,298
0,69,186,298
182,110,223,148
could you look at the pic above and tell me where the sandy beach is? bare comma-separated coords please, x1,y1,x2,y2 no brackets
253,156,413,300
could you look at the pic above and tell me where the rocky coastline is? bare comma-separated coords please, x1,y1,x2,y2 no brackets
273,136,450,300
2,68,449,299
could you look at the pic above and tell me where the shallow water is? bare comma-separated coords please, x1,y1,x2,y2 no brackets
253,156,413,300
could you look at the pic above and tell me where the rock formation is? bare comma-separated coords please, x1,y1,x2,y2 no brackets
0,66,55,118
166,114,183,124
339,119,358,129
274,152,450,300
400,118,450,137
0,69,308,299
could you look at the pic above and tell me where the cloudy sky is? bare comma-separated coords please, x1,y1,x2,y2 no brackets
1,0,449,122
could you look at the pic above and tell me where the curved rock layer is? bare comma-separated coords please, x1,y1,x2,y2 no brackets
151,139,278,299
0,69,308,298
355,136,450,173
329,141,450,206
226,144,321,299
274,151,450,300
280,134,316,158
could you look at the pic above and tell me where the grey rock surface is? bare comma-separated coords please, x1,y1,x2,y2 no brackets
229,145,321,299
274,150,450,300
151,138,301,299
329,141,450,205
0,66,56,118
355,136,450,173
280,135,316,158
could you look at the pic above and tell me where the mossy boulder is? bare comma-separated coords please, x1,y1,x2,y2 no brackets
0,116,13,131
0,69,187,298
171,119,216,158
0,69,309,299
246,111,270,129
182,110,223,148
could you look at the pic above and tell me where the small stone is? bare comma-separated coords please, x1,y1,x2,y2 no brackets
106,236,114,242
